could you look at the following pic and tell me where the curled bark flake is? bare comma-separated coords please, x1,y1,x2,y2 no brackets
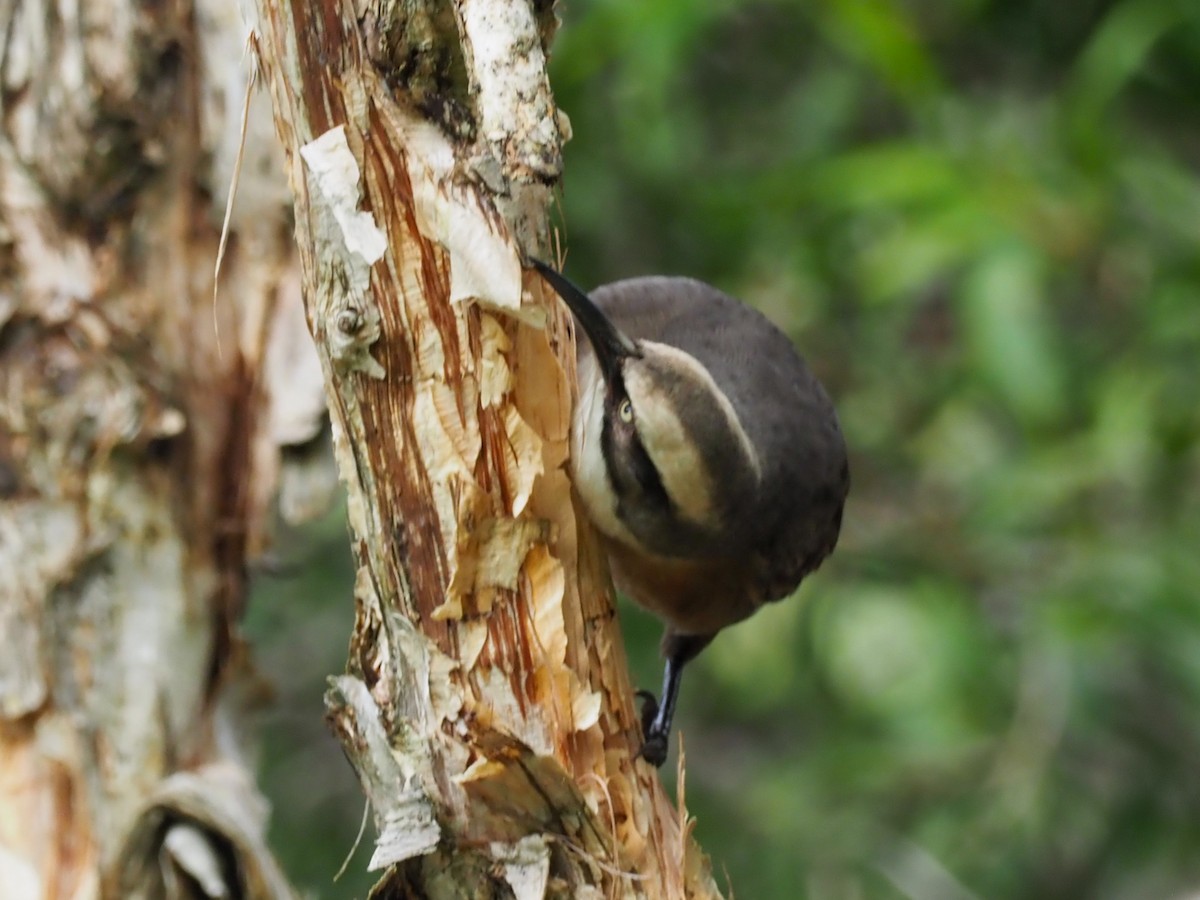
325,676,442,870
113,764,296,899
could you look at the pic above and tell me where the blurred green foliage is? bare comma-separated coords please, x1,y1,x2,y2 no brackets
250,1,1200,897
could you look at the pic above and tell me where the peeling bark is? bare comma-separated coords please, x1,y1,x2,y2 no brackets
251,1,723,897
0,0,311,896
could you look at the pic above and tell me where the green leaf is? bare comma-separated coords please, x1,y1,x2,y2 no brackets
960,244,1066,425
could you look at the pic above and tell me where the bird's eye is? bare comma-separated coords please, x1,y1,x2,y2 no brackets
618,398,634,423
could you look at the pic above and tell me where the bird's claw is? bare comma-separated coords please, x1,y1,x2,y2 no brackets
639,732,669,767
635,689,669,766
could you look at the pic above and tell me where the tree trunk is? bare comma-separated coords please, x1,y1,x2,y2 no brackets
0,0,309,896
250,1,723,897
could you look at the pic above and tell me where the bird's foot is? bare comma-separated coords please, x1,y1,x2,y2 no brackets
635,689,669,767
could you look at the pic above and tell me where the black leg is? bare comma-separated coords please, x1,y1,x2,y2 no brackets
637,631,713,767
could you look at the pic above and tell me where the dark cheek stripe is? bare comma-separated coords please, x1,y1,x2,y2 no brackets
600,399,671,518
627,435,670,507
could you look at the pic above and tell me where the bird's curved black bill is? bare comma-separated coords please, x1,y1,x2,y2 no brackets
530,257,638,381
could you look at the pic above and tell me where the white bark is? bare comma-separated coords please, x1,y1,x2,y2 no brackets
0,0,315,896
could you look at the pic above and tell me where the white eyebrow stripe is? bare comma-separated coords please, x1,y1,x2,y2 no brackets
624,342,760,529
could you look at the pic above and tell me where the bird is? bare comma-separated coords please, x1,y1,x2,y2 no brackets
530,258,849,767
